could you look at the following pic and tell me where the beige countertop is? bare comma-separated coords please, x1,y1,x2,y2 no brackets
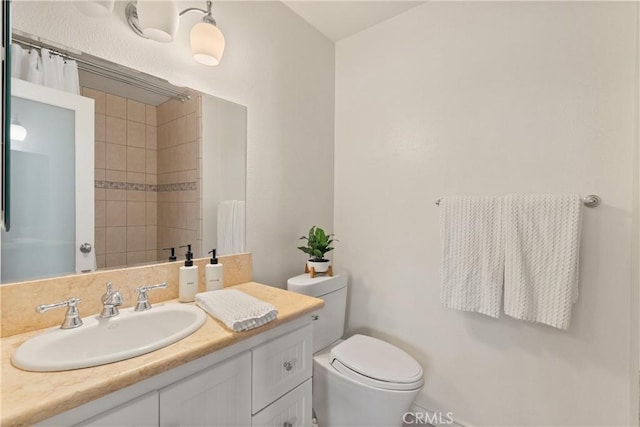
0,282,323,426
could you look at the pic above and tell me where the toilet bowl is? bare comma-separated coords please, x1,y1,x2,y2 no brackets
287,274,424,427
314,335,424,427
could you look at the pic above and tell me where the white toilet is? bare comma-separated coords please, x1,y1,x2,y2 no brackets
287,273,424,427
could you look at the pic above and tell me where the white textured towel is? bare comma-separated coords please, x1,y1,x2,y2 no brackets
440,196,504,318
195,289,278,332
503,194,582,330
217,200,246,255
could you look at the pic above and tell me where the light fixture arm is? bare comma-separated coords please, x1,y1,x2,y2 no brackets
126,1,217,39
125,0,224,66
179,1,216,26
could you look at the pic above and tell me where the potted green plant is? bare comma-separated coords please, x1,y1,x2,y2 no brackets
298,226,335,275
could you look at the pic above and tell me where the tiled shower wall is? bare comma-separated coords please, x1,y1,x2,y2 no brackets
83,88,201,269
156,95,202,259
83,87,159,269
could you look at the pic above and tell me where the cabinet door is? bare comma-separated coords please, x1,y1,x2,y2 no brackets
252,379,312,427
159,351,251,427
252,324,313,413
74,392,158,427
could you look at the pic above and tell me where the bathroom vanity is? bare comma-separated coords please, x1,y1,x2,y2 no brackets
0,282,322,426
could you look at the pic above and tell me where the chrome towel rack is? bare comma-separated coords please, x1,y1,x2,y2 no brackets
435,194,601,208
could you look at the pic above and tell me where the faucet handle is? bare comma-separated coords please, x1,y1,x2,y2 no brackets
36,298,83,329
135,282,168,312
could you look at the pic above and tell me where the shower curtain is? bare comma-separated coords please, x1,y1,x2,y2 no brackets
11,44,80,94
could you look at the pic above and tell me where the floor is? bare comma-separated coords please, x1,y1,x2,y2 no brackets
311,415,433,426
402,413,436,427
403,422,436,427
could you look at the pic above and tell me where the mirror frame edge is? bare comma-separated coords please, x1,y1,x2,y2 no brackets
2,0,11,232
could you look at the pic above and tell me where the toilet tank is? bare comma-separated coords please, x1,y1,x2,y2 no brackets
287,274,347,353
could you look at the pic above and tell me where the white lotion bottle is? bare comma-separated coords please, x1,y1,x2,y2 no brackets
205,249,223,291
179,244,198,302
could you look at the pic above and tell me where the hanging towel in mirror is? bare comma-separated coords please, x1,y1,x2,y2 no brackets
217,200,245,255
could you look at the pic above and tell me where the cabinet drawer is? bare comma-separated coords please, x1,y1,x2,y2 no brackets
252,378,312,427
252,324,313,413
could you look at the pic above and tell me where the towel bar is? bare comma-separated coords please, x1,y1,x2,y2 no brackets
435,194,601,208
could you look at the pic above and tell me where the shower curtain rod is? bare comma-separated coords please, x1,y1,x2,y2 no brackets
11,34,191,102
435,194,601,208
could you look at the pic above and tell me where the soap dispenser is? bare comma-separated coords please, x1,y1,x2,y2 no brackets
163,247,177,262
205,249,224,291
178,244,198,302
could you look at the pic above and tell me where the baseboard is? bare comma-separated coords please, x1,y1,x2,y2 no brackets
406,402,474,427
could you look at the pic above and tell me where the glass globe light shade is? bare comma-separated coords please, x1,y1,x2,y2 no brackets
137,0,179,43
190,22,225,66
74,1,114,18
10,123,27,142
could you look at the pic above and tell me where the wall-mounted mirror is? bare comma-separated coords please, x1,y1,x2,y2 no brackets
0,33,247,284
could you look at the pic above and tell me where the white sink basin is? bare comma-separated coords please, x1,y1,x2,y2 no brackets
12,304,206,372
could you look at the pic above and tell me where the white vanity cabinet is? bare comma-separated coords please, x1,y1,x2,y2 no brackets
252,379,312,427
74,392,159,427
38,320,314,427
251,323,313,427
159,351,252,426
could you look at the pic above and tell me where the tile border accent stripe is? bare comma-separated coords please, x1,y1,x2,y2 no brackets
95,180,197,192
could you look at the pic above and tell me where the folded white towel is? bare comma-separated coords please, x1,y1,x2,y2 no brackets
440,196,505,318
503,194,582,329
195,289,278,332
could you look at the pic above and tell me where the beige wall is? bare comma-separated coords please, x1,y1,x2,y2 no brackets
635,2,640,418
335,2,639,426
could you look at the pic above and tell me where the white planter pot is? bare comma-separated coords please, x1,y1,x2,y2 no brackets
307,260,330,273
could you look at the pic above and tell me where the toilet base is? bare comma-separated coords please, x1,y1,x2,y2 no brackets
313,349,421,427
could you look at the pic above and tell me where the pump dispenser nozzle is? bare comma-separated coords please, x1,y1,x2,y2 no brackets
162,247,177,261
208,248,218,264
205,248,223,291
179,244,193,266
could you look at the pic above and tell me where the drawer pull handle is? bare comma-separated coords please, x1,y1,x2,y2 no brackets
283,361,294,371
311,315,319,321
283,422,293,427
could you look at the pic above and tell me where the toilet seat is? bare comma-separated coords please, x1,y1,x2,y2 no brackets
329,334,424,391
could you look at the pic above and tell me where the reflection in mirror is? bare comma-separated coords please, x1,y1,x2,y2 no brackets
0,34,246,284
2,79,94,283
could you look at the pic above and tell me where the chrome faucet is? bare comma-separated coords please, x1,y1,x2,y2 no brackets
37,297,83,329
100,282,123,318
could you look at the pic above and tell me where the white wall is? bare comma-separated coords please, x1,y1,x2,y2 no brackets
335,2,639,426
12,0,335,286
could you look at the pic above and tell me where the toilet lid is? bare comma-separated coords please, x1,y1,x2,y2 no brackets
329,334,424,391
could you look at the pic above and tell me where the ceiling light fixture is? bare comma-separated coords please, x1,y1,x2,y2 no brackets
74,1,115,18
180,1,225,66
126,1,225,66
135,0,179,43
10,119,27,142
